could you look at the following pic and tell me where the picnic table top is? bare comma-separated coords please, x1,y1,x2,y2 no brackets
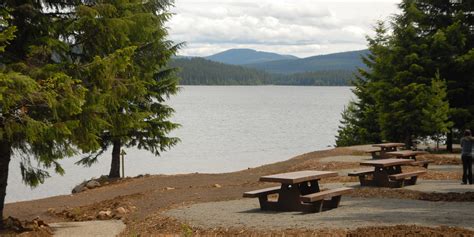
260,170,337,184
372,143,405,148
386,150,428,157
360,158,414,167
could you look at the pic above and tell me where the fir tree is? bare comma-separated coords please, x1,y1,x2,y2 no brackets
71,0,181,178
336,0,453,147
0,6,88,228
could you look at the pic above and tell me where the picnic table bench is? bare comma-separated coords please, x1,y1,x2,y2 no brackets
366,143,405,159
348,158,426,188
243,170,352,213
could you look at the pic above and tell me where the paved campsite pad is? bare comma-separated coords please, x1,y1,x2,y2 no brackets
165,196,474,231
50,220,125,237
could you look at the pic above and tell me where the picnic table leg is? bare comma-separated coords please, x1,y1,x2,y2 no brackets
373,166,403,188
404,176,419,186
322,195,342,210
258,196,277,211
277,184,322,212
373,167,390,187
358,173,375,186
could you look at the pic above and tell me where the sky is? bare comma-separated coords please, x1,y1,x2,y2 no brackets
167,0,401,58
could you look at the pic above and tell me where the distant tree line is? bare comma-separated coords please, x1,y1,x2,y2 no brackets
271,70,356,86
170,58,269,85
336,0,473,150
170,58,356,86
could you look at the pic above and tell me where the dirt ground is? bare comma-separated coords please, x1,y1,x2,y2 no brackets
3,146,473,236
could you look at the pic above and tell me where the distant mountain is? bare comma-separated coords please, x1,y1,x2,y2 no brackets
205,48,298,65
169,57,355,86
244,49,369,74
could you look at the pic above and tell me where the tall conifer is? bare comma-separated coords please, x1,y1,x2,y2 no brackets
71,0,181,178
0,3,88,227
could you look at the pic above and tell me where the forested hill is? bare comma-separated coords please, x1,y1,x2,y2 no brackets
170,58,355,86
205,48,298,65
244,49,369,74
169,58,270,85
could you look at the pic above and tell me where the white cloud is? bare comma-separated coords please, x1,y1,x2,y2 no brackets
167,0,400,57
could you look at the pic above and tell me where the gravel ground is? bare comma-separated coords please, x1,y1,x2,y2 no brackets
50,220,125,237
403,180,474,193
428,165,460,172
323,179,474,193
165,196,474,231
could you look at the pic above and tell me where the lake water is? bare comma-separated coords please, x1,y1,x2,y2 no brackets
6,86,353,203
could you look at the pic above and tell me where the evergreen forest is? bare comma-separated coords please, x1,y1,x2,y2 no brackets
171,57,356,86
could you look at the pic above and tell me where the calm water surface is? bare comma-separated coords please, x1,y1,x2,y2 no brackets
7,86,353,203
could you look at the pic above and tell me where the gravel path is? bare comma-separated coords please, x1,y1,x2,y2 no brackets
50,220,125,237
165,197,474,231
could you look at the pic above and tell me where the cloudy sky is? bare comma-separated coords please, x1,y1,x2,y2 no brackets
167,0,401,58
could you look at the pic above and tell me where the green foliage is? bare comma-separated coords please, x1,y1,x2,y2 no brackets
0,2,181,229
170,58,269,85
335,102,364,147
335,0,461,147
69,0,181,177
336,21,388,146
0,3,88,187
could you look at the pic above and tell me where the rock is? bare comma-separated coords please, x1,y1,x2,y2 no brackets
71,184,85,194
116,207,128,215
165,187,175,190
97,210,112,220
213,184,222,188
86,180,101,189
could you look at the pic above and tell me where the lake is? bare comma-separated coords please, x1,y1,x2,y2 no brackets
6,86,353,203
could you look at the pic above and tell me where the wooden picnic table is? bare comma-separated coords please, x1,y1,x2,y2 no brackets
243,170,352,212
386,150,428,160
349,158,426,188
368,142,406,159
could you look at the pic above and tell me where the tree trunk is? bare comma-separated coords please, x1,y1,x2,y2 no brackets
108,140,121,178
405,134,413,150
0,140,12,229
446,129,453,153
